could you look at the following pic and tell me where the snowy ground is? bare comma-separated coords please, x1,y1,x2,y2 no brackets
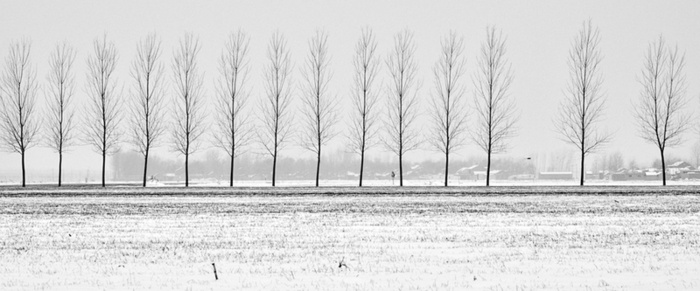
1,187,699,290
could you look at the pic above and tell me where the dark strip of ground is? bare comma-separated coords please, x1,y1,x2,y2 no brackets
1,185,700,197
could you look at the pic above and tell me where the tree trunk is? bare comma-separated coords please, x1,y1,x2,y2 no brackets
185,152,189,187
660,148,666,186
58,152,63,187
399,152,404,187
101,150,106,187
142,148,149,187
580,149,585,186
315,148,321,187
229,155,234,187
272,151,277,187
21,151,26,187
359,148,365,187
486,149,491,187
444,152,449,187
230,138,236,187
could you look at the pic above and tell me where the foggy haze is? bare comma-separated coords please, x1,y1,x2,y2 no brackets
1,0,700,184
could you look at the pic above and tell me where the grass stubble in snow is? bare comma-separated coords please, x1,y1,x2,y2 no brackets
0,186,699,290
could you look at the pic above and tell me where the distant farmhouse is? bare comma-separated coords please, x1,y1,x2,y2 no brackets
668,161,700,180
456,165,504,181
609,168,661,181
456,160,700,182
609,161,700,181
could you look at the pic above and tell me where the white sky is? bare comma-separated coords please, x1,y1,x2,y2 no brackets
1,0,700,177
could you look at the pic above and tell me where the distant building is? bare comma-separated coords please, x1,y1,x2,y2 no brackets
472,170,502,180
538,172,573,180
680,171,700,180
456,165,503,180
668,161,694,175
586,171,604,180
664,161,700,180
406,164,424,178
509,174,535,180
609,169,660,181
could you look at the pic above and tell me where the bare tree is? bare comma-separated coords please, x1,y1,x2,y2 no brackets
690,141,700,168
259,32,293,187
171,33,206,187
84,35,121,187
45,42,77,187
348,28,380,187
130,33,166,187
214,30,253,187
472,26,517,186
383,30,421,187
0,40,39,187
633,36,691,185
429,32,468,187
299,30,338,187
606,151,624,172
556,20,610,186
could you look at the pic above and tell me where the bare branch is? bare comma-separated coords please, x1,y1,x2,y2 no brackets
45,42,77,154
299,30,338,153
214,30,253,159
130,33,166,155
171,33,205,156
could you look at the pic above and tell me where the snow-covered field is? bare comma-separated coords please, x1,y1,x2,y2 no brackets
1,186,699,290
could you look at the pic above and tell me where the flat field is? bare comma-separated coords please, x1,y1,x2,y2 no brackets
1,186,699,290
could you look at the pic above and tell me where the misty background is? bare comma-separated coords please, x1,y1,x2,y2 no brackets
1,0,700,184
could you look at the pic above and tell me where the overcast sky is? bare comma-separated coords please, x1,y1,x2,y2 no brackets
1,0,700,178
